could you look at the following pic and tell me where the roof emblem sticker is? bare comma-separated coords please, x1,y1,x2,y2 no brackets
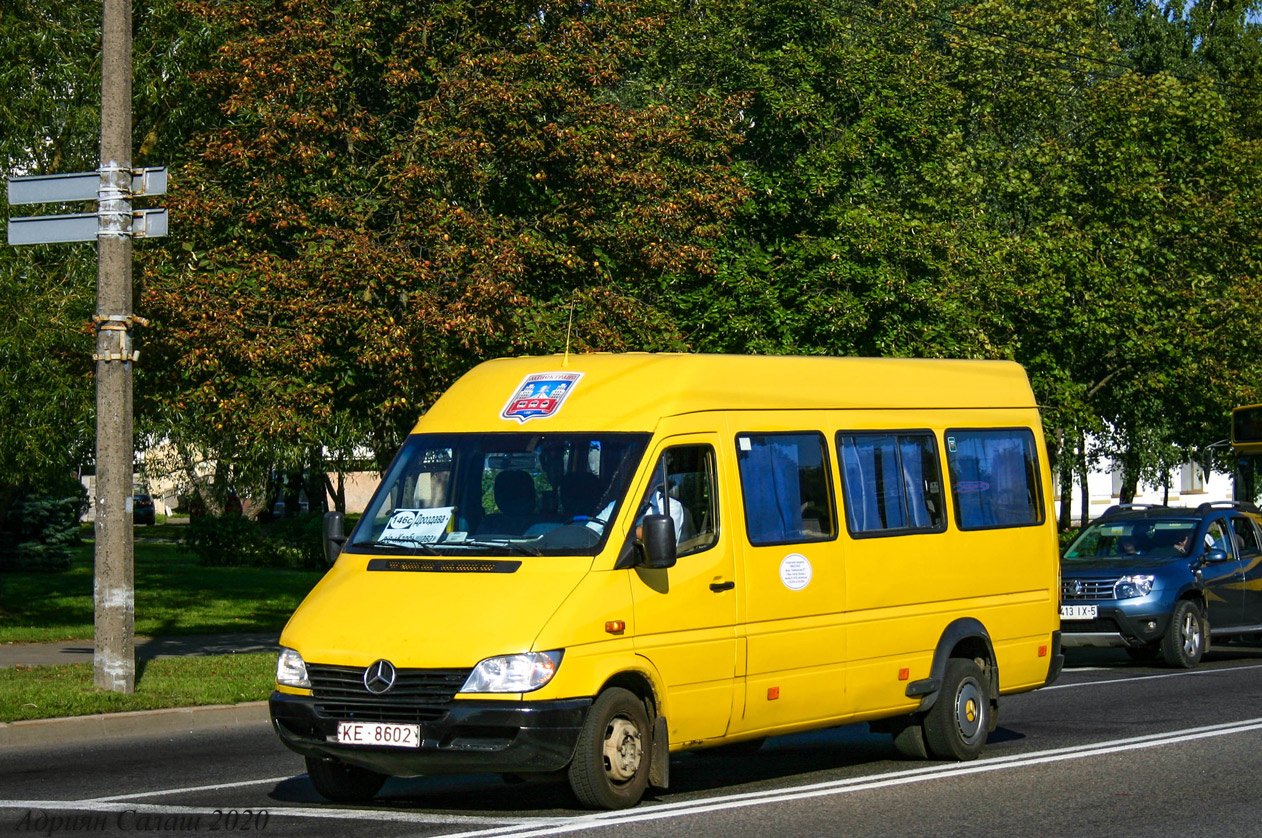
501,372,583,423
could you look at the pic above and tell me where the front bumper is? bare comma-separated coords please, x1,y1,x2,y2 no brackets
1060,602,1172,648
270,691,591,777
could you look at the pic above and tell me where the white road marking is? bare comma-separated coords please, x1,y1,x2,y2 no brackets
1046,661,1262,690
5,696,1262,834
432,717,1262,838
81,776,295,802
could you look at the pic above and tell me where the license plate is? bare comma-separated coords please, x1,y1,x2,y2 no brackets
1060,604,1098,620
336,722,421,749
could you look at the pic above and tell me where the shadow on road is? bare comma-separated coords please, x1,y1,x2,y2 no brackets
264,721,1028,814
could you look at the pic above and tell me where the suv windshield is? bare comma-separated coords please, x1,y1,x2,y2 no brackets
348,432,651,556
1063,518,1200,562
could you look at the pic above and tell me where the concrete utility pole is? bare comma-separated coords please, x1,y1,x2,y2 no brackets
94,0,135,693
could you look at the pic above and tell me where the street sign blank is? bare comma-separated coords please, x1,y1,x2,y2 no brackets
7,167,169,205
7,209,170,245
7,213,98,244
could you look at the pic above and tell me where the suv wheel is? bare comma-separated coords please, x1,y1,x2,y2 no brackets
1161,600,1206,669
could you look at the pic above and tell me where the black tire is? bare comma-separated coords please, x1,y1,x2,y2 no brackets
1124,643,1162,663
1161,600,1206,669
923,658,990,761
305,755,388,803
890,717,929,759
567,687,651,810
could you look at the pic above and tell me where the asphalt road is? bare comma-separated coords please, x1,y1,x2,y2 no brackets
4,645,1262,838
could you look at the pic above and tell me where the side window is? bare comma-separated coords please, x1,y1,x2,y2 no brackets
1207,519,1235,558
736,432,837,546
945,429,1043,530
838,431,945,536
1230,516,1260,555
634,444,718,557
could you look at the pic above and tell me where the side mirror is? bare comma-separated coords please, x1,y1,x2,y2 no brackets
1203,547,1229,564
639,514,677,569
323,511,347,567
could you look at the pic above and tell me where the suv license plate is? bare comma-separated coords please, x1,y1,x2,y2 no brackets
336,722,421,749
1060,604,1098,620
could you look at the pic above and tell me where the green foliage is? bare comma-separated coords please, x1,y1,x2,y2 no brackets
262,513,327,570
0,477,89,572
7,0,1262,502
140,0,742,479
181,513,326,569
181,514,267,568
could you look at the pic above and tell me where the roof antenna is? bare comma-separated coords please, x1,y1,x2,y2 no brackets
563,295,576,368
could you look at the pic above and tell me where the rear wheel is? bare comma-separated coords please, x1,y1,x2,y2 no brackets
304,756,387,803
1161,600,1206,669
923,658,990,761
568,688,651,810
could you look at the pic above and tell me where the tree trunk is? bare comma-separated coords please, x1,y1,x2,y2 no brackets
1077,441,1090,526
1119,449,1140,505
1056,429,1074,531
322,471,347,514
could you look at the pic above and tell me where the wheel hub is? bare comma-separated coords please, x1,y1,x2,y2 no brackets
1181,614,1202,656
955,680,984,741
602,717,643,783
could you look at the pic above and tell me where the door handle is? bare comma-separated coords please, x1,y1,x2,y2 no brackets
710,581,735,593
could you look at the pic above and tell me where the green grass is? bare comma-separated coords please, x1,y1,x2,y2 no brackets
0,531,323,643
0,654,275,723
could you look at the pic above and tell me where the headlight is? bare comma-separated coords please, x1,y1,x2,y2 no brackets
276,647,311,688
1114,575,1155,599
461,651,563,693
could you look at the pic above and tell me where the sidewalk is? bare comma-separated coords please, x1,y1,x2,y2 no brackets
0,633,280,750
0,632,280,668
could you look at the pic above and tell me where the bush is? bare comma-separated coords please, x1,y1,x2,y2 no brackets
263,514,326,570
182,514,266,567
0,478,89,572
182,512,326,569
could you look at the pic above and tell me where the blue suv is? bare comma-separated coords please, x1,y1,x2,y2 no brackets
1060,502,1262,668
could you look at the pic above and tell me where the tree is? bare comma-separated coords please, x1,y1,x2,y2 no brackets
0,1,103,530
143,0,745,488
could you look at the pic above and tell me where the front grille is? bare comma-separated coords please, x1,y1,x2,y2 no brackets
1062,578,1117,601
308,663,471,725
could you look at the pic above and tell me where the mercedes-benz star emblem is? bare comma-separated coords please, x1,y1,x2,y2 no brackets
363,659,397,694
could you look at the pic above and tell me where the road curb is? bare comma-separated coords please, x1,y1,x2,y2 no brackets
0,701,271,750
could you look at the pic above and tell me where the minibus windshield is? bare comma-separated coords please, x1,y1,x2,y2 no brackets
348,432,651,556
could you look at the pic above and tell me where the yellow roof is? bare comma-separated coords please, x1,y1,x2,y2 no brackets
414,353,1037,434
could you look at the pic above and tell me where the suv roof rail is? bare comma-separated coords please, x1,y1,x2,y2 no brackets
1101,503,1169,517
1195,500,1261,514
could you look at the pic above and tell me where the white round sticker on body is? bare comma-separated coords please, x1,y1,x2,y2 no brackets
779,553,813,591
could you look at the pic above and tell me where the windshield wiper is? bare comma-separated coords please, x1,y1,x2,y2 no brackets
443,539,542,557
370,540,439,556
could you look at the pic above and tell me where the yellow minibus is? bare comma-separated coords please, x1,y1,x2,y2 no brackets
270,353,1063,809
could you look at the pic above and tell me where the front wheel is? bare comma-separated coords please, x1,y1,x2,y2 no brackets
1161,600,1206,669
568,688,651,810
923,658,990,761
305,756,387,803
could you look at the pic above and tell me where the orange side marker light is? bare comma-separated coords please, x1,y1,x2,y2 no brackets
767,687,780,700
605,620,625,635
